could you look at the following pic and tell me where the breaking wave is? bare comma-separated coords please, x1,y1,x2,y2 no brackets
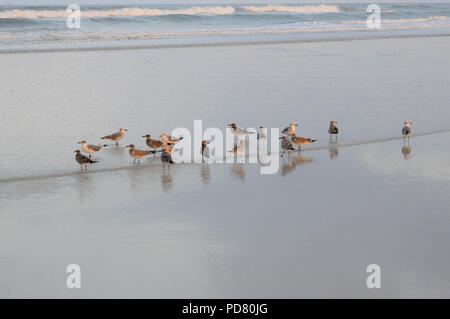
0,6,237,19
240,5,339,14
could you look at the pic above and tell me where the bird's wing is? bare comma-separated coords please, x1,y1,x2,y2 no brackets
88,144,103,151
102,132,120,139
134,149,153,156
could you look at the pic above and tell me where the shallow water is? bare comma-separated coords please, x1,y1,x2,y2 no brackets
0,132,449,298
0,37,449,298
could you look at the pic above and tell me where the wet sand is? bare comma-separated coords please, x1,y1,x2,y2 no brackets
0,36,449,297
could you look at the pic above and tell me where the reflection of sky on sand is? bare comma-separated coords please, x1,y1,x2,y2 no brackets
360,133,450,183
0,133,449,297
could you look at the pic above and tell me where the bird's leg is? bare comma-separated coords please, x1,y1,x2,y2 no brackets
116,141,119,147
281,151,285,158
88,154,91,159
80,165,83,170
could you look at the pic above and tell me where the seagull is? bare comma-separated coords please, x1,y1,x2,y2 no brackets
230,140,246,154
228,123,254,137
126,144,154,164
328,121,339,140
161,144,175,166
160,133,183,145
282,123,298,136
78,140,107,158
74,150,98,170
290,133,317,151
142,134,163,152
101,128,128,146
202,140,211,159
402,121,412,139
257,126,266,141
279,136,295,157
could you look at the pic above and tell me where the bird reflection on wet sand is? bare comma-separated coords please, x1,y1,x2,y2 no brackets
74,173,93,203
161,170,173,192
328,141,339,160
402,145,412,160
200,164,210,184
281,153,313,176
231,164,245,181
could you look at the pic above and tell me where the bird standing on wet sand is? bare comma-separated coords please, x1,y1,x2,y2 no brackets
230,140,246,154
160,133,183,145
402,121,412,141
328,121,339,140
279,136,295,157
74,150,98,170
142,134,163,152
282,123,298,136
161,144,175,166
290,133,317,151
202,140,211,159
78,140,107,158
101,128,128,146
228,123,254,137
257,126,266,141
126,144,154,164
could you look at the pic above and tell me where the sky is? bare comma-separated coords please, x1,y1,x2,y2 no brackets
5,1,449,6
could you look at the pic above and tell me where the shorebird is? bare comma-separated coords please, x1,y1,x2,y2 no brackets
202,140,211,159
290,133,317,151
161,144,175,167
74,150,98,170
282,123,298,136
257,126,266,141
328,121,339,140
101,128,128,146
402,121,412,140
230,140,246,154
142,134,163,152
279,136,295,157
126,144,154,164
228,123,254,137
78,140,107,158
160,133,183,145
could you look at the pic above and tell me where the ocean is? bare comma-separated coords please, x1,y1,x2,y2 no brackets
1,3,450,51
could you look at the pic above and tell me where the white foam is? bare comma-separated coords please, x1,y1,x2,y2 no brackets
0,6,236,19
241,5,339,14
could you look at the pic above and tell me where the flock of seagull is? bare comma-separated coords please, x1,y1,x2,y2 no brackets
74,120,413,170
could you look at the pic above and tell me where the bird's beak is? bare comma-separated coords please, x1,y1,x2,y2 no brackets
77,141,81,144
124,129,128,131
279,137,284,140
141,136,145,138
73,150,77,153
126,145,131,147
295,124,299,126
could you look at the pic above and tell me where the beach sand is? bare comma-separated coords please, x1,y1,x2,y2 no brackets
0,36,449,298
